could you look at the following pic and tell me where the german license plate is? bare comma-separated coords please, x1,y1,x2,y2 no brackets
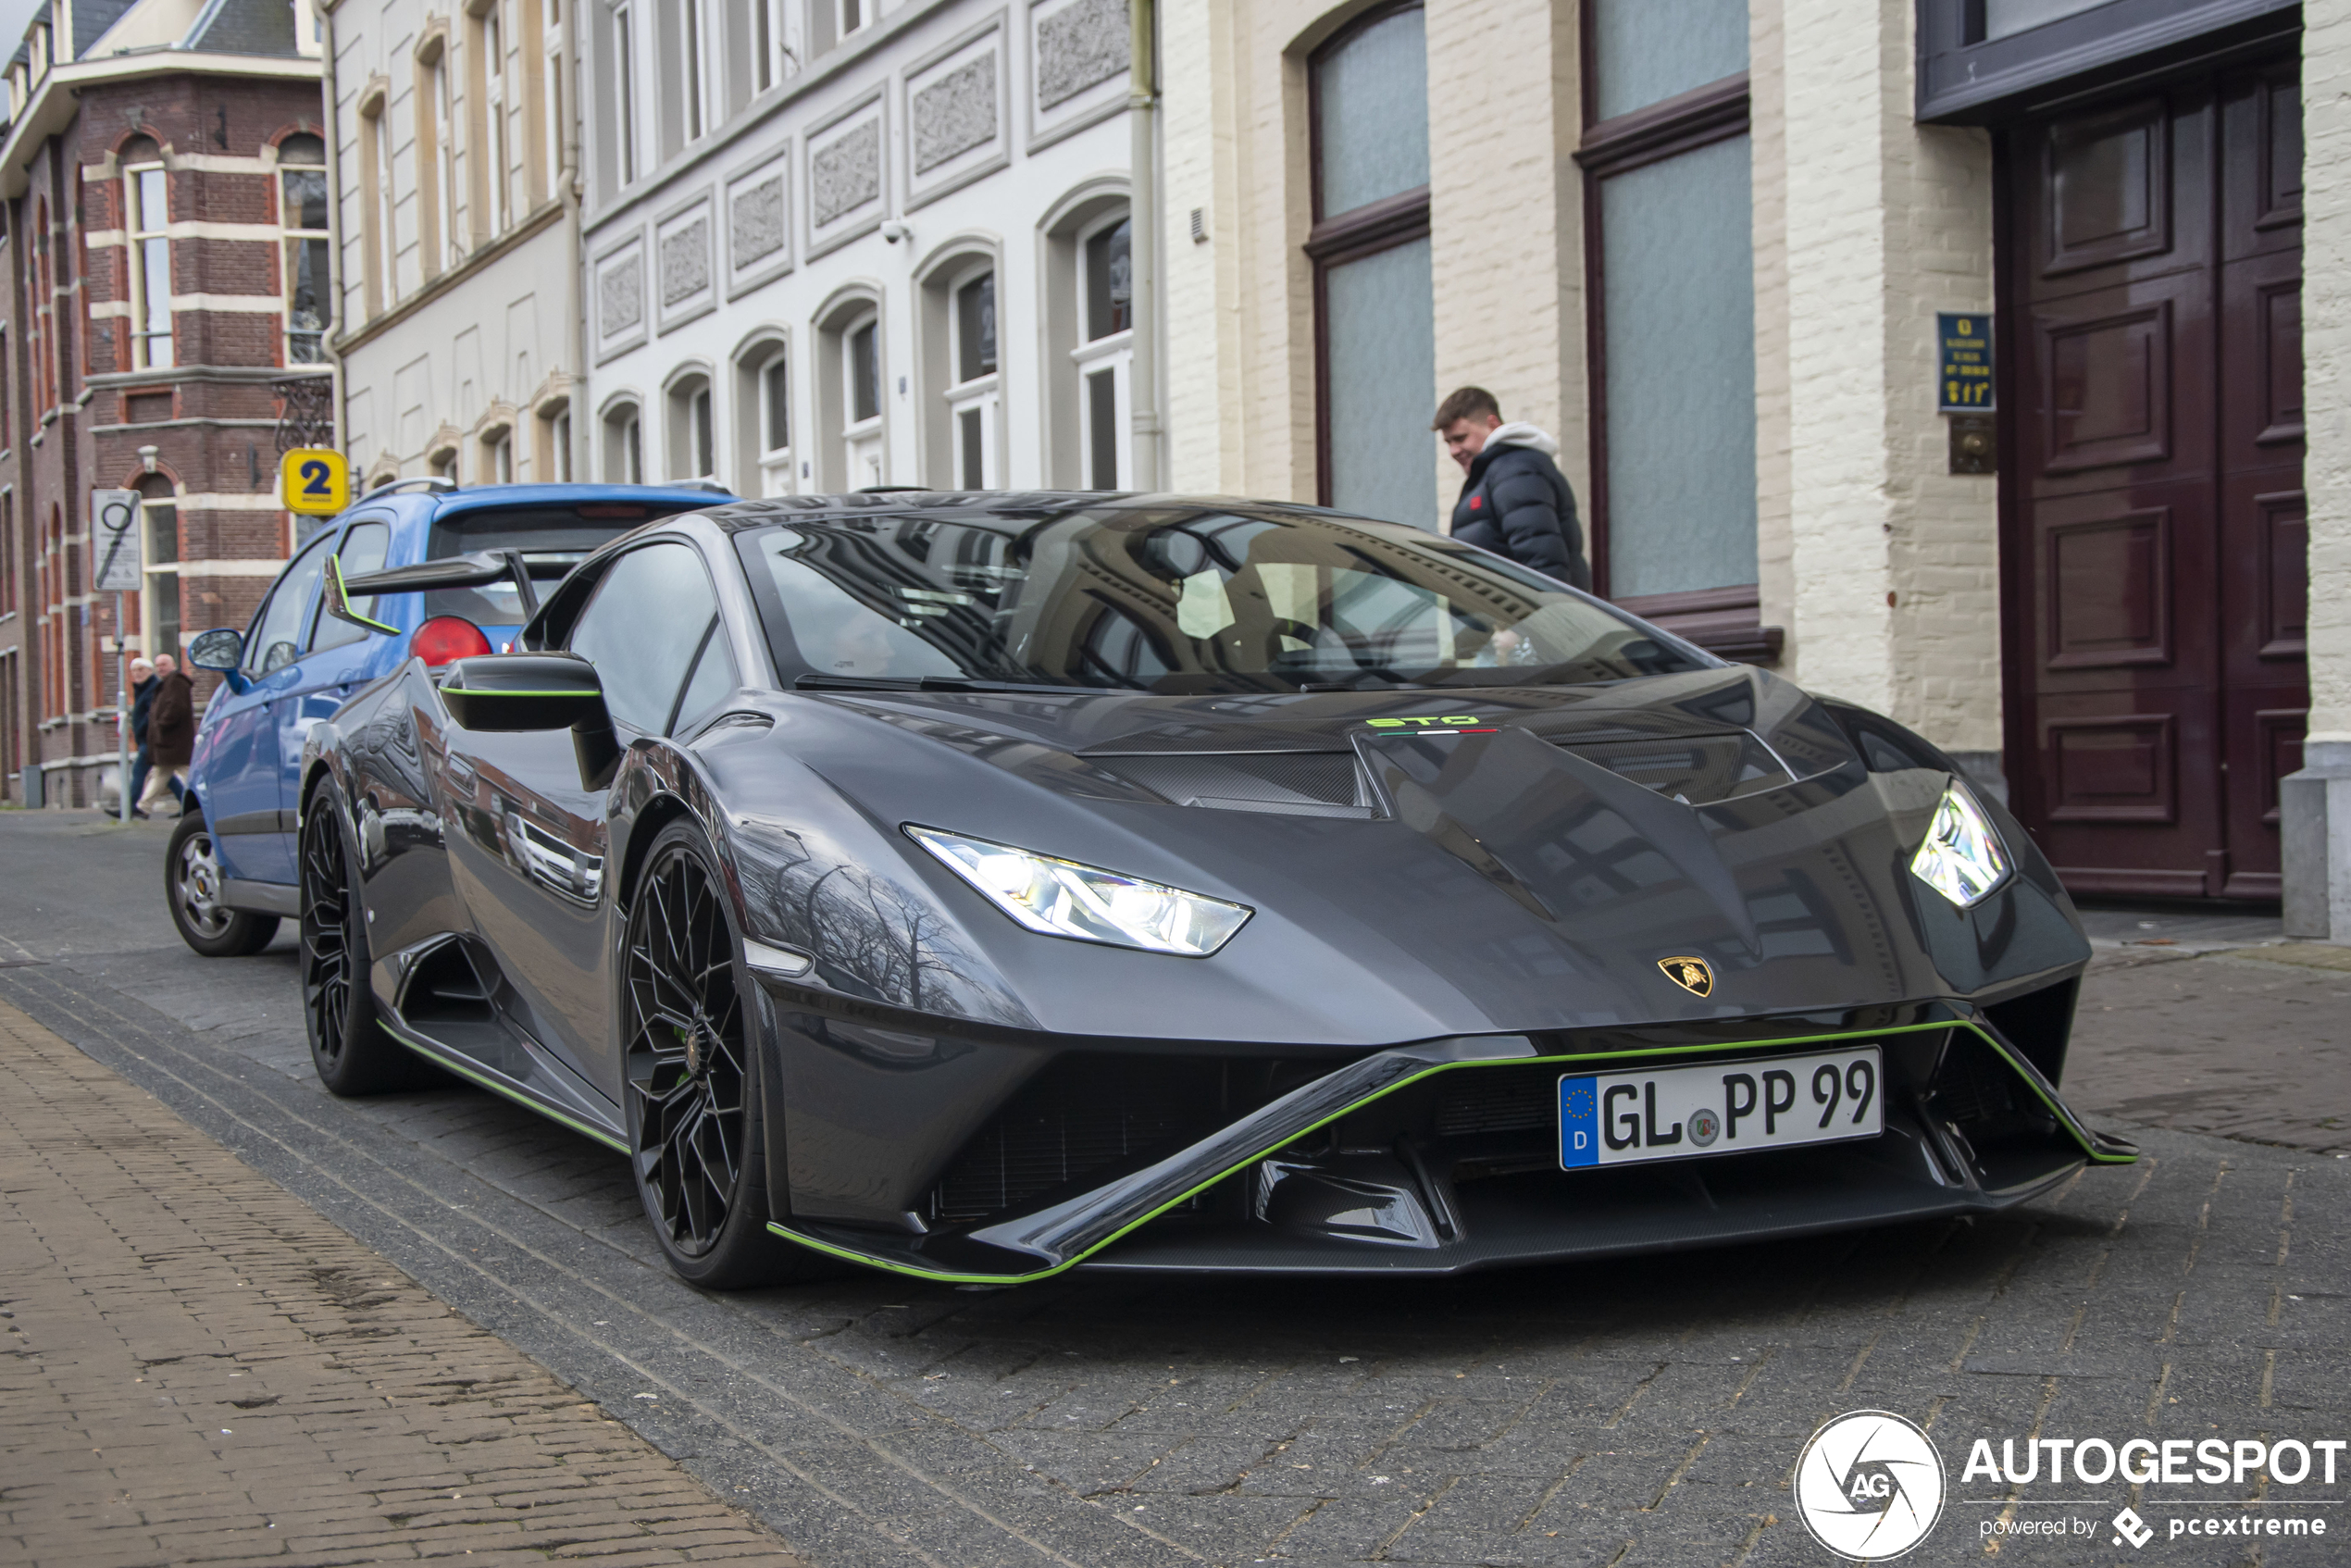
1558,1047,1883,1169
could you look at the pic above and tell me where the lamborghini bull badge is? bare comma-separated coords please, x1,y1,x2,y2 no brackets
1660,955,1714,997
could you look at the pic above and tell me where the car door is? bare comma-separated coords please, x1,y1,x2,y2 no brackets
203,529,338,885
278,517,394,812
445,540,737,1101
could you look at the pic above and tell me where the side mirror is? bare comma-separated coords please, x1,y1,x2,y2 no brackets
324,556,399,636
184,628,251,694
440,653,620,790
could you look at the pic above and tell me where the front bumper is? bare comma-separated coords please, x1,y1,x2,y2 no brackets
766,1001,2137,1283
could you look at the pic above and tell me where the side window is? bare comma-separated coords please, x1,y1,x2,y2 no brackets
244,531,339,676
566,541,720,732
308,520,392,653
671,623,739,734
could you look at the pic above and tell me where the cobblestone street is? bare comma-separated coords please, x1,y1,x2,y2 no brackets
5,811,2348,1568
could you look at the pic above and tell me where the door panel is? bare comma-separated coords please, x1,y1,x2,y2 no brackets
2027,271,2213,495
2003,59,2306,902
2024,86,2212,296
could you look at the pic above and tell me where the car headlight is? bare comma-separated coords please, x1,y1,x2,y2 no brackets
905,826,1252,956
1909,780,2010,909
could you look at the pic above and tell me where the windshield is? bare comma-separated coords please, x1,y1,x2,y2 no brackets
735,505,1709,694
425,503,696,623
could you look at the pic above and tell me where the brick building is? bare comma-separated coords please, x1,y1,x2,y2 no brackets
0,0,324,807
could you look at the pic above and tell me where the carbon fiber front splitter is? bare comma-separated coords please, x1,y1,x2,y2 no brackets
767,1008,2137,1285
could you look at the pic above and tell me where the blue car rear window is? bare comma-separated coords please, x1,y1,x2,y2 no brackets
424,503,692,624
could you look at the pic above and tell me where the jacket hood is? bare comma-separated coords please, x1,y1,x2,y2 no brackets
1481,421,1560,459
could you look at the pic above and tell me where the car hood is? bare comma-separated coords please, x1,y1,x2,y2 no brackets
707,667,2085,1045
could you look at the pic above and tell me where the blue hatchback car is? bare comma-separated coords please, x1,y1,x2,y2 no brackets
167,480,729,955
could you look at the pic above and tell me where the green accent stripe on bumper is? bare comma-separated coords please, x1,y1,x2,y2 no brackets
765,1016,2133,1287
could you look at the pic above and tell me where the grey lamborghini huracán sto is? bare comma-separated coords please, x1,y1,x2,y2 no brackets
289,492,2135,1288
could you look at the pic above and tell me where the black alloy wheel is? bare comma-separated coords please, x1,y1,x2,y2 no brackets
164,809,280,957
623,819,821,1288
299,781,423,1095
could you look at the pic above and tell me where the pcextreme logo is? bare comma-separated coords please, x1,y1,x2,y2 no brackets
1793,1411,1947,1561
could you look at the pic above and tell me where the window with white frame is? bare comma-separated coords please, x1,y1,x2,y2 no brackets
430,45,462,266
280,135,331,364
604,402,643,482
668,373,715,480
843,315,882,489
485,426,514,484
734,341,792,496
139,479,179,665
121,138,172,370
542,404,573,480
753,0,798,93
481,0,512,233
839,0,866,42
361,101,398,313
680,0,710,142
613,2,639,182
544,0,566,195
430,447,459,481
948,269,998,490
1075,215,1131,490
758,355,791,493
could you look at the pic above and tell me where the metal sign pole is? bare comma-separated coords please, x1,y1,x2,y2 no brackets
89,489,144,823
116,590,131,823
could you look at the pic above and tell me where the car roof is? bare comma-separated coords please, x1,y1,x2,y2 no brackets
690,491,1370,534
337,482,736,525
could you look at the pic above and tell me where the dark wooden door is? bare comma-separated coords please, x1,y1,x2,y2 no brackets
2004,60,2306,900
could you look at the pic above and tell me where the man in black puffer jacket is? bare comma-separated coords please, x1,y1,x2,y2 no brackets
1432,386,1590,590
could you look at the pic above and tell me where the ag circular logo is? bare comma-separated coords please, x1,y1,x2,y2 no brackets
1793,1410,1946,1561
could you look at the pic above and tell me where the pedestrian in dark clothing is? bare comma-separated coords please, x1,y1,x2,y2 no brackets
1432,386,1590,590
143,655,195,812
126,658,158,819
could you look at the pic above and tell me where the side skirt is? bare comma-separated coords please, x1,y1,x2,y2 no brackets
379,1014,628,1153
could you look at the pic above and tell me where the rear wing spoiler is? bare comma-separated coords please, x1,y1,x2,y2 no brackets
327,549,542,633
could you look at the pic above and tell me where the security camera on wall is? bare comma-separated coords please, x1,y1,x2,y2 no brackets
880,219,910,244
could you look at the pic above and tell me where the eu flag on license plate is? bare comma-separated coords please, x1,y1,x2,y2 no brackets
1559,1076,1598,1168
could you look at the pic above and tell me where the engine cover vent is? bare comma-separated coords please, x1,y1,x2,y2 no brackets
1095,752,1376,818
1556,732,1792,804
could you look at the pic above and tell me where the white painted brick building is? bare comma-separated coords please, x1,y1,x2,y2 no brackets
1158,0,2351,936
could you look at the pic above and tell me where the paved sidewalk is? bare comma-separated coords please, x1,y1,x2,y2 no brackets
2066,943,2351,1155
0,997,803,1568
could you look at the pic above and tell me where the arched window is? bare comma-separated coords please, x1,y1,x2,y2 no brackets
920,259,997,490
665,370,715,481
482,422,515,484
817,303,883,490
138,475,180,662
478,0,513,234
1076,214,1130,489
732,337,792,496
416,32,460,275
603,399,644,483
1308,4,1434,529
119,139,172,370
280,134,331,364
31,199,56,408
359,93,399,315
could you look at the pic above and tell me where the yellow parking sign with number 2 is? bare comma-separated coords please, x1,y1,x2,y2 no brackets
280,447,350,516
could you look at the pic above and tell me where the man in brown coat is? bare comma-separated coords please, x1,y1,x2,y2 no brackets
140,654,195,813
